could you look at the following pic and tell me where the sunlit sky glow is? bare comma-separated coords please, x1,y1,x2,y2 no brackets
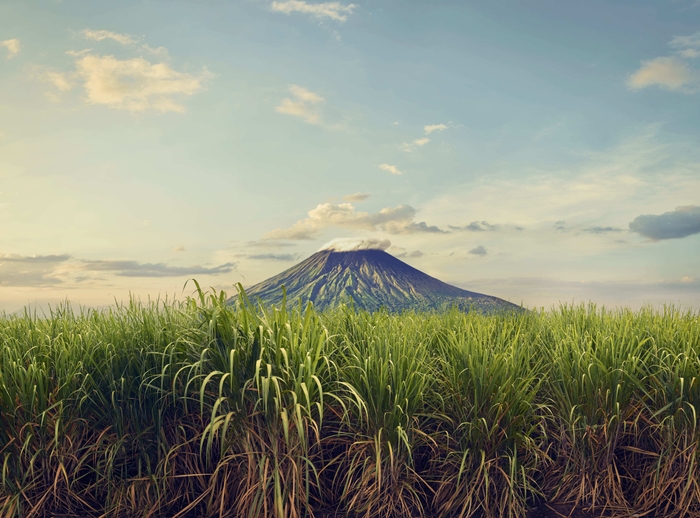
1,0,700,311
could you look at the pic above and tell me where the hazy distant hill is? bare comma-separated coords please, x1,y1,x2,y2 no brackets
234,247,521,313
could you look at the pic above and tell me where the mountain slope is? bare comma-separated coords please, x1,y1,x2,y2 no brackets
235,249,520,313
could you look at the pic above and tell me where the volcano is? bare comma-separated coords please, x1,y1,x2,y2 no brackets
235,240,520,313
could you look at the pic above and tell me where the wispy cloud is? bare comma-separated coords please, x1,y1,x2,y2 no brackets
379,163,403,175
344,192,370,201
0,253,71,263
66,49,92,58
403,222,445,233
449,221,499,232
248,253,299,261
422,131,667,231
402,137,430,152
0,252,235,287
141,44,169,57
80,31,170,59
275,84,325,124
263,201,445,240
424,123,447,135
394,249,423,259
629,205,700,240
82,29,138,46
172,245,186,252
0,271,64,287
81,260,235,277
245,240,298,249
0,253,70,287
46,71,72,92
1,39,20,59
670,31,700,59
582,226,624,234
270,1,357,22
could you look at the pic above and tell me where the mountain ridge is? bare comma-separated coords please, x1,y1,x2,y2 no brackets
232,248,520,313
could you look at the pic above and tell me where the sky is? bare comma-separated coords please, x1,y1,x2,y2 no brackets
1,0,700,312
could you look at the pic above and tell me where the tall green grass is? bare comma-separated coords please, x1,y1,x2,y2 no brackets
0,287,699,517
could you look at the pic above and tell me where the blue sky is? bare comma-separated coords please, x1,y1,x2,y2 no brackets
1,0,699,311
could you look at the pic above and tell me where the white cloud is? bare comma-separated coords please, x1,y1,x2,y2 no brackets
402,137,430,152
270,1,357,22
379,163,403,175
319,237,391,251
628,57,698,92
275,84,325,124
424,123,447,134
172,245,186,252
66,49,93,57
263,201,444,240
41,43,207,112
629,33,700,92
82,29,138,46
276,98,319,123
288,84,323,102
73,54,207,112
1,39,20,59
